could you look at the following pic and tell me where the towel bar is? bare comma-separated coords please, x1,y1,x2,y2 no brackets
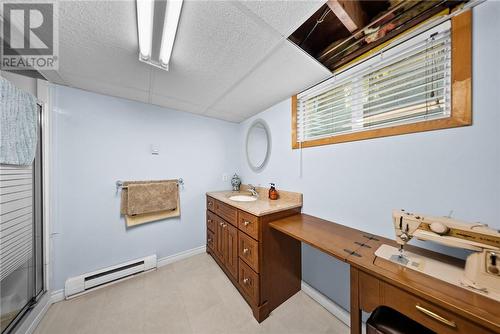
116,178,184,191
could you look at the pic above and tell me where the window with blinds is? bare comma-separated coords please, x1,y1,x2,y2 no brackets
296,20,452,144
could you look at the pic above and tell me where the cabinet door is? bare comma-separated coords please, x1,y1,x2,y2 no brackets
215,218,225,262
224,224,238,280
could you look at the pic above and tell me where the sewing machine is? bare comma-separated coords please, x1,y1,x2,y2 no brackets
375,209,500,301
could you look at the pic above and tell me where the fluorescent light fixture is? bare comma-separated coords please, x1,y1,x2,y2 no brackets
136,0,183,70
136,0,154,61
159,0,183,69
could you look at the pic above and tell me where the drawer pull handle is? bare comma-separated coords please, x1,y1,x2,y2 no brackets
244,221,251,226
223,224,227,228
243,248,249,255
208,219,212,223
416,305,456,328
243,278,250,285
219,222,223,226
208,202,213,206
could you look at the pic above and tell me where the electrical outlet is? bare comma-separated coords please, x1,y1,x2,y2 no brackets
222,174,229,182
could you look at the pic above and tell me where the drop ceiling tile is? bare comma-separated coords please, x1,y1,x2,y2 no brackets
57,1,151,91
239,0,326,36
58,73,149,104
210,40,331,119
150,0,282,107
59,1,138,52
150,93,206,115
204,108,246,123
57,44,152,92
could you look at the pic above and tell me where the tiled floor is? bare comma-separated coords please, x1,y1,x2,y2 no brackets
35,253,349,334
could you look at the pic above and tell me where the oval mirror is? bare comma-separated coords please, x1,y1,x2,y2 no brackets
246,119,271,172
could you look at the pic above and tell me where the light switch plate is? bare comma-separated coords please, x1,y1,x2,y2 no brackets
151,144,159,155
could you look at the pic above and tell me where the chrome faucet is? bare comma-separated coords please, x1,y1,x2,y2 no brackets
247,184,258,198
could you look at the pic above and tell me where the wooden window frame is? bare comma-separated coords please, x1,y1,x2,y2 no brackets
291,11,472,149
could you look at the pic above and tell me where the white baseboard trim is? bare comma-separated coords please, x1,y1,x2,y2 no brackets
301,281,351,326
50,289,65,304
157,245,206,268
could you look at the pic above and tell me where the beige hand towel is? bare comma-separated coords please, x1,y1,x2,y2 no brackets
120,180,178,216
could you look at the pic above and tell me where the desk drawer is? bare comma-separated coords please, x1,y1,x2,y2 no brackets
214,200,238,226
206,211,216,232
382,283,490,334
239,259,259,304
238,211,259,240
239,232,259,273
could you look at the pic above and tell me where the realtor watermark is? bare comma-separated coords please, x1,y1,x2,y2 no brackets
1,0,58,70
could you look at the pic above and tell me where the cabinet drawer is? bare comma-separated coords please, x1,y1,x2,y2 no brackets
382,282,490,334
206,211,216,232
239,259,259,305
207,229,215,251
215,200,238,226
207,196,216,212
238,211,259,240
239,232,259,273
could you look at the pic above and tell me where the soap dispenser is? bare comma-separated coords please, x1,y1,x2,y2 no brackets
269,183,279,200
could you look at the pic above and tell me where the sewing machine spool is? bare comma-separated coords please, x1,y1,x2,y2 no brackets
375,244,500,302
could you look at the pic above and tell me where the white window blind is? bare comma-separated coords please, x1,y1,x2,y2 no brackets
297,21,452,143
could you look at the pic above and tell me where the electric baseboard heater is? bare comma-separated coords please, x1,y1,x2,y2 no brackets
64,255,157,298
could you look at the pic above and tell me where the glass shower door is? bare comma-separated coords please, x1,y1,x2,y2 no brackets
0,105,44,333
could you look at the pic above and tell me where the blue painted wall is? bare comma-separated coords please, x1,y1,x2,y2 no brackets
238,2,500,311
50,86,239,289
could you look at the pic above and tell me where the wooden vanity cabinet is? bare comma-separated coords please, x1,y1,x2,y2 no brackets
206,195,301,322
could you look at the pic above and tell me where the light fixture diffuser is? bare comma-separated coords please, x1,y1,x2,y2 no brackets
136,0,154,61
159,0,183,69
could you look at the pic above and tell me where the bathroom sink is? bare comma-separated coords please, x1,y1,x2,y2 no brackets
229,195,257,202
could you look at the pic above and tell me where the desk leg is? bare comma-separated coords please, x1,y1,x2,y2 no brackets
350,267,362,334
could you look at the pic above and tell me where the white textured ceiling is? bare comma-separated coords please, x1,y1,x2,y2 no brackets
45,0,331,122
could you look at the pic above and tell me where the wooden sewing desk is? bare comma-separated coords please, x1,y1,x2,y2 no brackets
269,214,500,334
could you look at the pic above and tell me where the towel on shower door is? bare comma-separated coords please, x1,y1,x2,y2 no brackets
120,180,178,216
0,77,38,166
